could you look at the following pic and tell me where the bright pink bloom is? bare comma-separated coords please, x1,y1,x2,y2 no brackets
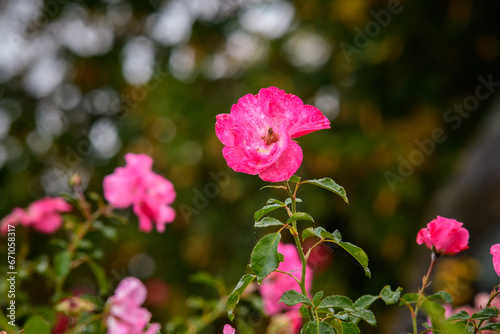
416,216,469,256
215,87,330,182
491,244,500,277
223,324,235,334
260,243,312,317
0,197,71,234
106,277,161,334
103,153,176,233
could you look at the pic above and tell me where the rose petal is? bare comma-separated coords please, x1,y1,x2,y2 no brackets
289,104,331,138
258,140,303,182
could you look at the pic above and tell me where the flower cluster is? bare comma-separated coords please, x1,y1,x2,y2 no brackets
215,87,330,182
0,197,72,234
103,153,176,233
105,277,160,334
416,216,469,256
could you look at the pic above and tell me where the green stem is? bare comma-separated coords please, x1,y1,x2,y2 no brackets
413,252,439,334
285,180,315,322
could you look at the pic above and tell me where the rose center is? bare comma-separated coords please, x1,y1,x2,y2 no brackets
262,127,279,146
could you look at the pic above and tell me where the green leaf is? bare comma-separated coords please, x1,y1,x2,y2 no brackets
340,322,361,334
400,293,419,304
279,290,313,307
254,217,284,228
313,291,324,301
354,295,379,308
471,307,499,320
54,250,72,280
422,300,446,330
287,212,314,224
23,316,51,334
88,260,109,295
101,225,118,241
289,175,301,183
350,308,377,326
285,197,302,206
301,321,335,334
190,272,224,291
267,198,285,205
250,232,282,282
254,204,285,221
336,241,371,278
227,274,256,321
301,227,369,277
380,286,403,305
260,185,287,190
318,296,355,310
447,310,471,321
78,239,94,250
302,227,316,241
479,322,500,331
302,227,339,242
427,291,453,304
301,178,349,204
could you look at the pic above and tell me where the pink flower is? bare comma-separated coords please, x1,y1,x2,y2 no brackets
491,244,500,277
416,216,469,256
0,197,72,234
106,277,161,334
103,153,176,233
223,324,235,334
215,87,330,182
260,243,312,317
268,311,302,334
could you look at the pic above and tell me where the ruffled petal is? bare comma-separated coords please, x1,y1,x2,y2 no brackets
134,202,154,233
215,114,235,146
258,140,303,182
288,104,330,138
491,244,500,277
32,212,62,234
103,172,138,208
114,277,148,307
124,153,153,173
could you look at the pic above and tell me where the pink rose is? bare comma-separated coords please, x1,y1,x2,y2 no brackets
215,87,330,182
103,153,176,233
223,324,235,334
0,197,72,234
416,216,469,256
260,243,312,317
106,277,161,334
491,244,500,277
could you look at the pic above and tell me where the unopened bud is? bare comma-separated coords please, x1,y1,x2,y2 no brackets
69,173,82,188
55,297,95,317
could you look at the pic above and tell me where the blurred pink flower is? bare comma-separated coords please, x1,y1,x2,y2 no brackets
103,153,176,233
106,277,160,334
260,242,312,332
490,244,500,277
439,292,500,333
215,87,330,182
223,324,235,334
0,197,71,234
416,216,469,256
